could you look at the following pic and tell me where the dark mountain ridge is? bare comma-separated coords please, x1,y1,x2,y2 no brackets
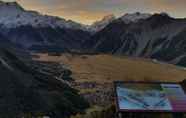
0,26,91,52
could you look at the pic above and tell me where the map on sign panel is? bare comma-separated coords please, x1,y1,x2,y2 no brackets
116,83,186,112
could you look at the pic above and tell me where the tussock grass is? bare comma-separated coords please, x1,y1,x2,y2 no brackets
33,53,186,83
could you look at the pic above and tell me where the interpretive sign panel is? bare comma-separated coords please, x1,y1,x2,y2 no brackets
115,82,186,113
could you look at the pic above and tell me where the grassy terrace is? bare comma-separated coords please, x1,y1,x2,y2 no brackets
33,53,186,83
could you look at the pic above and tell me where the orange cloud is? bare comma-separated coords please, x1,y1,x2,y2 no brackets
54,10,110,25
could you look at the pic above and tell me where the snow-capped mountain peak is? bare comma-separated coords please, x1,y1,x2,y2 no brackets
120,12,152,23
0,1,23,9
102,14,116,21
90,14,116,32
0,1,24,15
0,1,87,30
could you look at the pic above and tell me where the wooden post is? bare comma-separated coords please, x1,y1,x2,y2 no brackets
118,112,122,118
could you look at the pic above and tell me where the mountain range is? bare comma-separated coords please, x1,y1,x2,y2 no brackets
0,1,186,67
0,1,91,52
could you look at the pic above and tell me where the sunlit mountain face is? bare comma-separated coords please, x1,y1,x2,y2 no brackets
3,0,186,25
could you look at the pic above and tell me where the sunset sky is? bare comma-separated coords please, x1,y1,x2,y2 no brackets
4,0,186,25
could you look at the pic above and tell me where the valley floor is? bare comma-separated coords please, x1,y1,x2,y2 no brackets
33,53,186,83
32,53,186,118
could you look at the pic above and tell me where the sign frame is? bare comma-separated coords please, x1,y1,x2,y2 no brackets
114,81,186,113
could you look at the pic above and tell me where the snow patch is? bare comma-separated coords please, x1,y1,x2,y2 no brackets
120,12,151,24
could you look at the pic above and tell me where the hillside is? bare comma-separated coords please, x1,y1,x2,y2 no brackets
0,49,89,118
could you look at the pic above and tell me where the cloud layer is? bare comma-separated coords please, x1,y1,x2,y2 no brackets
4,0,186,24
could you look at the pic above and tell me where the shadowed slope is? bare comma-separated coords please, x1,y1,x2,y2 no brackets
0,49,89,118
